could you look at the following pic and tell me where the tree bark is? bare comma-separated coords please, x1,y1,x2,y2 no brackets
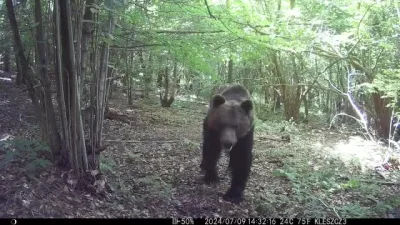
227,59,233,83
159,60,177,107
57,0,88,175
35,0,62,160
15,55,24,85
3,48,10,72
6,0,47,139
81,0,97,103
90,6,115,169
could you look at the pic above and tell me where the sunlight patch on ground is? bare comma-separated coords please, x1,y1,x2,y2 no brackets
328,136,385,172
0,100,10,106
176,95,197,101
175,95,207,105
0,134,13,142
0,77,12,82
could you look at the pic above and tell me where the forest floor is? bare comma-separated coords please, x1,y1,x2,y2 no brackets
1,71,400,218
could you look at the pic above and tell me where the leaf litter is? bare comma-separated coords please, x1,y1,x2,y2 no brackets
0,71,400,218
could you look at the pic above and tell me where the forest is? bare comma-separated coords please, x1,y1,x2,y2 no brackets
0,0,400,219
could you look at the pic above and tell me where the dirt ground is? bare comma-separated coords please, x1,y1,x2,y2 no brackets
1,71,400,218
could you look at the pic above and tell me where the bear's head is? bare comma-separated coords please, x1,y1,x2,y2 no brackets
207,94,253,153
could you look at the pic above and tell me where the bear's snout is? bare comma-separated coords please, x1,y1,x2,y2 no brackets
222,142,233,150
220,128,236,151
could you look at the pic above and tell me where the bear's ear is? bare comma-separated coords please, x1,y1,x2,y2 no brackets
212,94,225,107
241,99,253,113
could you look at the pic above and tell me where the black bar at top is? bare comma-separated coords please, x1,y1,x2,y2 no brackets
0,218,399,225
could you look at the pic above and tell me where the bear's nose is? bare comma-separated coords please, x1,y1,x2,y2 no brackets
222,142,233,150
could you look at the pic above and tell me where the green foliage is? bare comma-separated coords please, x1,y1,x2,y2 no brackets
254,103,272,122
0,138,52,178
273,168,296,181
182,138,200,151
255,117,301,139
100,156,117,172
341,179,361,190
138,175,173,201
364,69,400,107
339,203,371,218
260,137,397,217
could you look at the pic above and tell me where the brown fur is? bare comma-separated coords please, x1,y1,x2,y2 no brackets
207,84,253,146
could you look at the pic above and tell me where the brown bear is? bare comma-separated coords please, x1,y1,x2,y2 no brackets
200,83,254,203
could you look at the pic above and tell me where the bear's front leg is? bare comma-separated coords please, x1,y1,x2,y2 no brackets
223,129,253,203
201,129,221,184
223,152,252,203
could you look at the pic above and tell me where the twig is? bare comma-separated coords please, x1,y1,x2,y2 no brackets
358,179,400,185
214,37,241,50
204,0,216,19
258,137,290,142
104,140,179,143
332,208,340,219
317,197,341,219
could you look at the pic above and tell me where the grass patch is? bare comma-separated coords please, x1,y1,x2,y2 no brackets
0,138,52,179
271,148,396,217
253,119,399,218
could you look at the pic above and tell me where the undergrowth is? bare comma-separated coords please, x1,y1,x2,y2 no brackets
0,138,52,179
253,118,399,218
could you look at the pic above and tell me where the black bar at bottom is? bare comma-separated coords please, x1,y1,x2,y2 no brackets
0,218,399,225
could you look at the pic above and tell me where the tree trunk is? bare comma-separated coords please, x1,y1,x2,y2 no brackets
81,0,97,105
90,6,115,169
227,59,233,83
160,60,177,107
160,66,170,107
35,0,62,160
3,48,10,72
290,0,296,9
143,52,153,98
372,92,391,139
126,51,134,105
271,52,301,122
157,69,163,88
6,0,48,142
57,0,88,175
264,86,269,104
303,91,309,123
15,55,24,85
273,89,281,111
282,86,301,122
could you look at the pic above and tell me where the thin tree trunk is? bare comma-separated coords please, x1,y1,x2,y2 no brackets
372,92,391,138
227,59,233,83
160,60,177,107
162,66,169,105
75,0,85,101
6,0,47,139
35,0,62,160
3,48,10,72
144,53,153,98
139,51,151,98
127,50,133,105
54,0,70,167
273,89,281,111
303,91,309,122
58,0,88,175
81,0,97,104
15,55,23,85
91,8,115,169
